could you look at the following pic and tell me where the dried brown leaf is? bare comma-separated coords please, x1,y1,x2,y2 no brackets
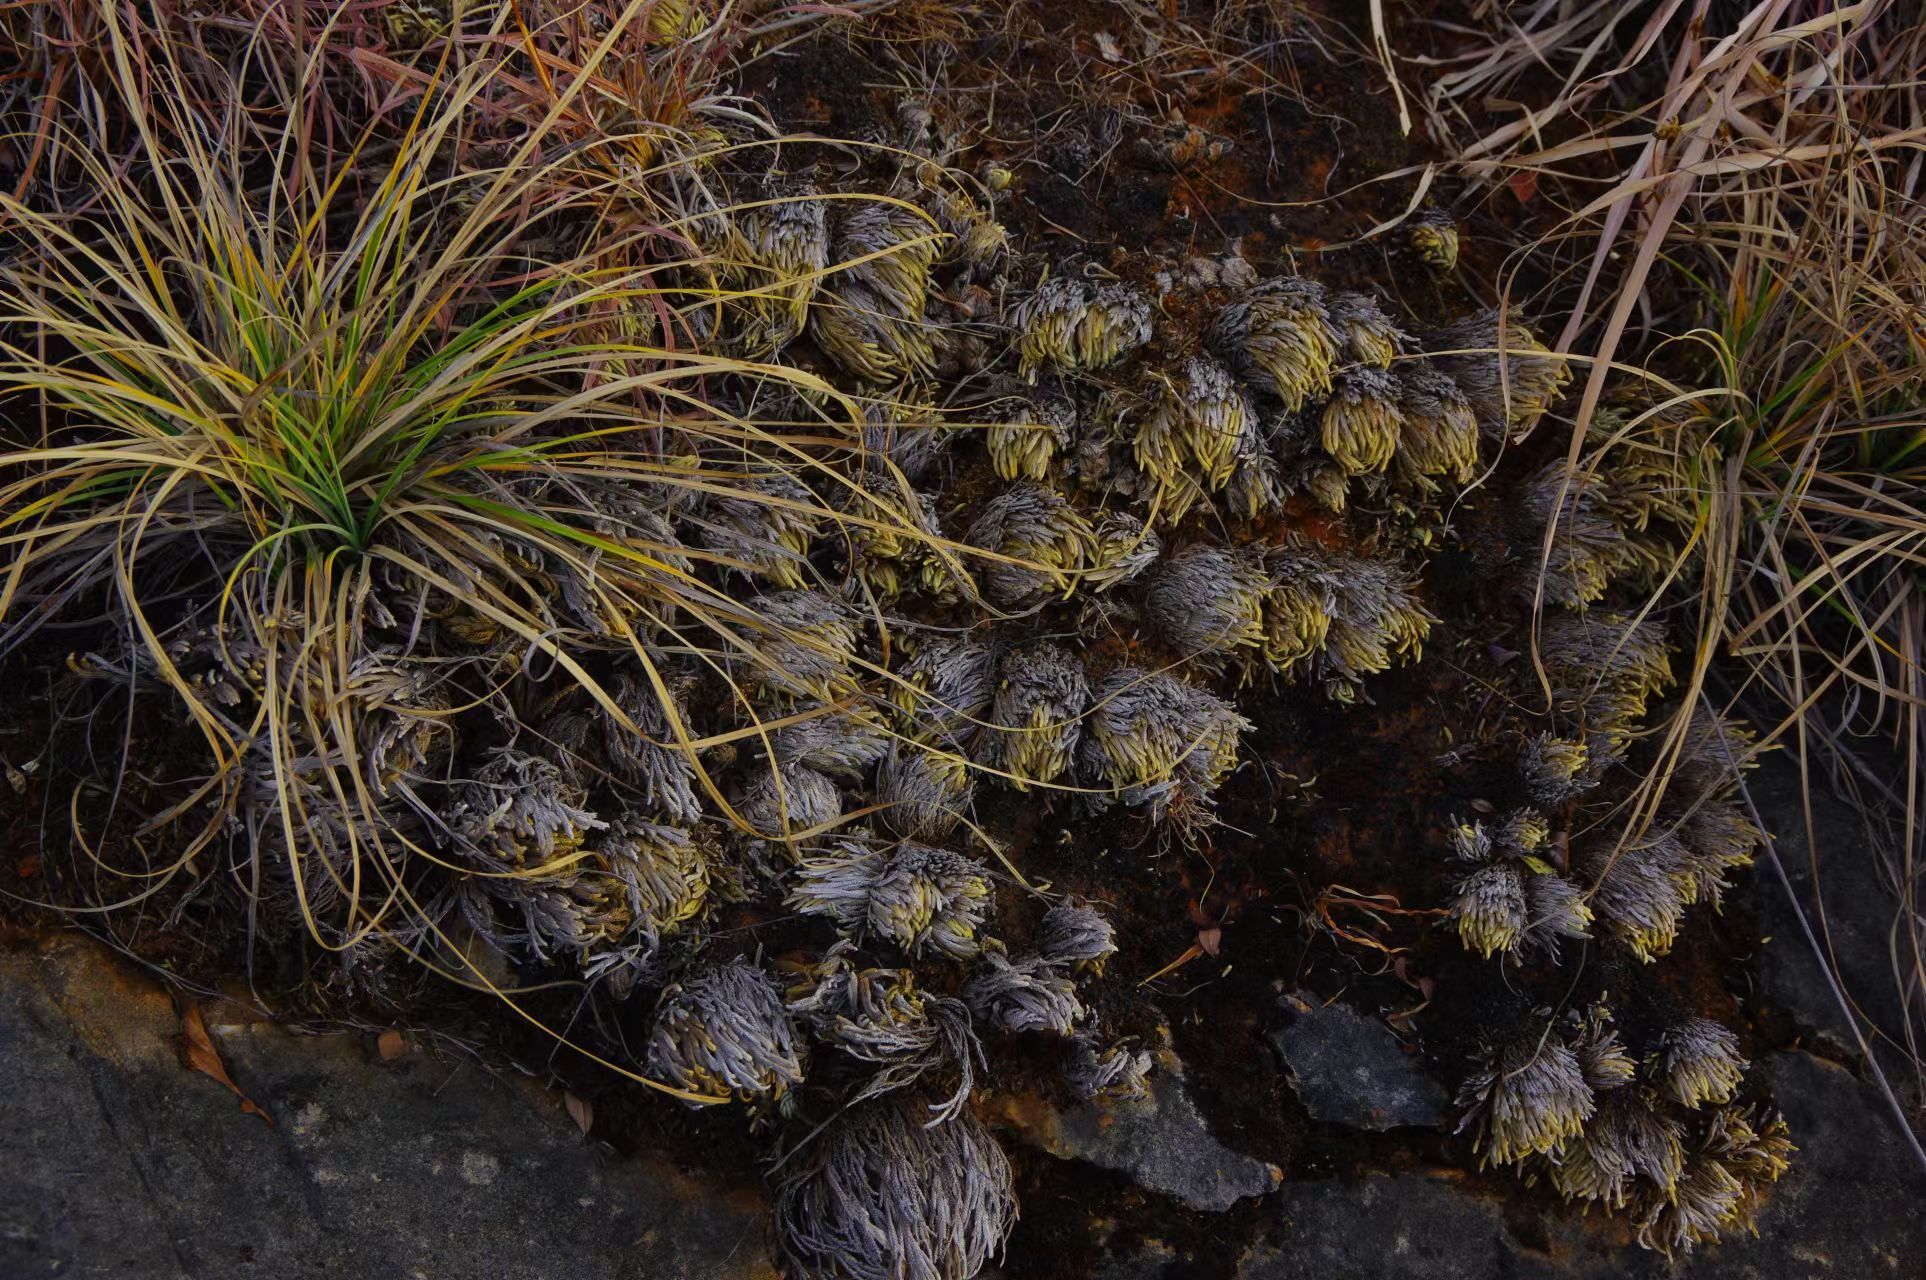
180,1004,273,1127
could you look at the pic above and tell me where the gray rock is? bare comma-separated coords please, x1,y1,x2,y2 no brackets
1269,992,1446,1131
1234,1049,1926,1280
989,1051,1281,1212
0,939,776,1280
1743,752,1914,1076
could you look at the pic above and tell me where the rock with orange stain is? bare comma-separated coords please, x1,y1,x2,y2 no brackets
987,1048,1281,1212
0,938,776,1279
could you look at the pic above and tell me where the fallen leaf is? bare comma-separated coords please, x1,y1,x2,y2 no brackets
180,1004,274,1127
1507,169,1538,204
377,1028,407,1061
565,1092,593,1137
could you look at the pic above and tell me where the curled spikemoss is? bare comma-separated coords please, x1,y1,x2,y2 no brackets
891,634,996,742
851,490,946,603
1538,610,1674,740
788,949,937,1064
1457,1033,1596,1166
450,747,603,868
736,589,859,702
1426,308,1571,441
1013,277,1153,380
1523,871,1595,957
772,1095,1017,1280
1210,276,1340,410
1321,366,1406,476
1572,1005,1638,1091
963,951,1086,1035
1256,542,1336,672
1036,900,1119,974
1450,861,1528,958
1631,1105,1792,1259
986,391,1077,482
1549,1089,1686,1209
1144,544,1270,658
599,818,711,945
1673,801,1761,910
692,471,821,588
773,707,891,780
810,279,936,384
986,642,1090,787
1649,1018,1749,1110
731,182,829,349
1227,446,1288,521
861,397,949,486
1445,808,1595,962
1064,1035,1155,1101
1140,358,1257,491
1081,667,1249,827
604,674,705,825
741,759,843,845
647,961,807,1102
834,200,940,320
1581,837,1691,961
1394,362,1480,488
789,839,996,960
1318,549,1434,688
963,482,1097,607
1086,510,1164,591
1257,539,1435,688
877,744,974,842
1671,708,1761,804
926,183,1010,268
1408,210,1459,274
1520,732,1593,806
1524,460,1643,609
1325,290,1407,367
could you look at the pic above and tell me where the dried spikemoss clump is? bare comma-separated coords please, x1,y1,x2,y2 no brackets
1458,1033,1596,1166
1144,545,1269,658
773,1095,1017,1280
1081,667,1250,831
789,840,996,961
963,951,1086,1035
963,483,1097,607
648,961,807,1101
1459,999,1788,1257
1013,277,1153,380
1425,308,1572,440
1036,900,1119,974
1210,276,1340,410
985,643,1091,787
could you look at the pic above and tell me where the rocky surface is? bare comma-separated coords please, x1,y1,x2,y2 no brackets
0,938,775,1280
1741,753,1919,1084
6,752,1922,1278
1268,992,1446,1131
1237,1049,1926,1279
986,1050,1283,1213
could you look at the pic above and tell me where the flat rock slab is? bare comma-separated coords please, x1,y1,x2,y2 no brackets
1268,992,1446,1131
989,1053,1282,1213
0,939,776,1280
